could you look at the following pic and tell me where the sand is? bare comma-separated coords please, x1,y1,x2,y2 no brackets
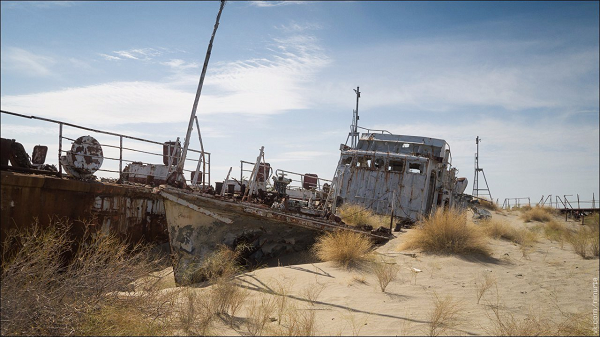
150,209,599,335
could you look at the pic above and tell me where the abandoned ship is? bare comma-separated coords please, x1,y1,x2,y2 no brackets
0,1,469,285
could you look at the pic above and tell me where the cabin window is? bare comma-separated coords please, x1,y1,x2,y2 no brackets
408,162,423,174
402,143,410,149
341,156,352,166
373,158,385,170
356,156,369,168
388,160,405,172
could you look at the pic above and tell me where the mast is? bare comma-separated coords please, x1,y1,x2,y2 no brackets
171,0,226,186
346,86,361,148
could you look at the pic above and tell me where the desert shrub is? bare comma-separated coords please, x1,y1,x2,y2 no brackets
480,219,538,249
303,282,326,305
246,295,277,336
475,272,497,304
190,244,247,284
313,230,374,268
512,204,532,212
338,203,387,228
569,225,599,259
1,219,168,336
398,208,490,256
427,292,462,336
371,256,400,292
520,206,555,222
178,288,214,335
481,219,513,240
477,198,499,211
270,302,316,336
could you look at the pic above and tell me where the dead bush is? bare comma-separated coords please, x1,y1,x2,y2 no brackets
190,244,246,284
477,198,499,212
1,219,167,336
338,203,387,228
370,256,400,292
475,272,496,304
569,225,599,259
520,206,555,223
398,208,490,256
246,295,277,336
427,292,462,336
312,230,373,268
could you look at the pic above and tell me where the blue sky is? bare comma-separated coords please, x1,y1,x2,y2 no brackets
1,1,598,206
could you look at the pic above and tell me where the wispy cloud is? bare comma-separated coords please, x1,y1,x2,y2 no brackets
2,1,78,9
99,53,121,61
161,59,199,70
0,47,55,77
249,1,307,8
313,38,599,113
275,21,322,32
372,114,599,200
102,47,172,62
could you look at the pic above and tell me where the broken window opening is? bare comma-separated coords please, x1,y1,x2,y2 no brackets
408,162,423,174
356,156,369,168
402,143,410,149
388,160,405,172
341,156,352,166
373,158,385,170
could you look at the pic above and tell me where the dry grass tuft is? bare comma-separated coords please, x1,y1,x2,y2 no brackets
313,230,374,268
543,220,570,247
190,244,247,284
338,203,387,228
426,292,462,336
398,208,490,256
520,206,556,223
370,256,400,292
178,288,214,335
271,303,317,336
477,198,499,212
568,224,600,259
480,218,538,257
1,218,171,336
246,295,277,336
475,272,497,304
303,282,326,305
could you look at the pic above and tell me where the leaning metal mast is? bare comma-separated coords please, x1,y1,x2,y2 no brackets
170,0,226,187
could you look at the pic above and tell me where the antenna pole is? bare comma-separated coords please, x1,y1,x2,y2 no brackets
350,87,361,148
472,136,492,201
172,0,226,185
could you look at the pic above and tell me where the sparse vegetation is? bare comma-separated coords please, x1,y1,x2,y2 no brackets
338,203,388,228
480,218,538,257
477,198,499,212
427,292,462,336
1,219,172,336
568,224,600,259
520,206,556,223
303,281,326,305
313,230,374,268
398,208,490,256
475,272,496,304
485,286,596,336
371,256,400,292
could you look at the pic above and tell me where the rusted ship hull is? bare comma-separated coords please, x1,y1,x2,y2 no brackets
158,186,392,285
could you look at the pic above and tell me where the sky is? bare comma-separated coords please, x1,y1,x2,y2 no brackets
1,1,599,207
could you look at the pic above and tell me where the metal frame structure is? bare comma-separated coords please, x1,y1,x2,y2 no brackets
1,110,211,186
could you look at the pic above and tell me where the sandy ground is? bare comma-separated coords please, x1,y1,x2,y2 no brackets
150,209,599,336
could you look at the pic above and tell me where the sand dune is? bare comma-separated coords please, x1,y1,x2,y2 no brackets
153,209,599,335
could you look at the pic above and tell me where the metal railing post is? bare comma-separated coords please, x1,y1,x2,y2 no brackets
119,136,123,177
58,123,63,176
